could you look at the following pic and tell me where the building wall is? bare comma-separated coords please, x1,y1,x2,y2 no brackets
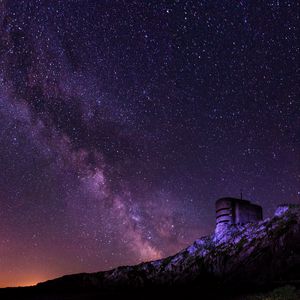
216,198,263,229
235,202,262,224
215,198,234,226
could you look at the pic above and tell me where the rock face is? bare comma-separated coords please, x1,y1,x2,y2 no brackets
37,204,300,294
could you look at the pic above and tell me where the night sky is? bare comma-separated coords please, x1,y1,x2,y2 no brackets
0,0,299,288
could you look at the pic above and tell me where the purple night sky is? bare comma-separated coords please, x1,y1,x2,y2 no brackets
0,0,299,287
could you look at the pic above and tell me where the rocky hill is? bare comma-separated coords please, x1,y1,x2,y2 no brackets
1,204,299,299
34,204,300,296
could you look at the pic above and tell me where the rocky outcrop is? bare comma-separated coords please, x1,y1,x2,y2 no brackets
37,204,300,294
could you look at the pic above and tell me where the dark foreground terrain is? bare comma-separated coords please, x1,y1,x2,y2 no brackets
1,204,299,299
0,284,300,300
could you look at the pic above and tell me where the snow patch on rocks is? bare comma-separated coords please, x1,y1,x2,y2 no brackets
275,205,290,217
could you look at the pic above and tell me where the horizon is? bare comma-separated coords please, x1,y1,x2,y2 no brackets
0,199,295,288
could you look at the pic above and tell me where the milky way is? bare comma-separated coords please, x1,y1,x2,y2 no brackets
0,0,299,287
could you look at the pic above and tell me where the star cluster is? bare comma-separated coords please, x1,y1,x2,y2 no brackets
0,0,299,287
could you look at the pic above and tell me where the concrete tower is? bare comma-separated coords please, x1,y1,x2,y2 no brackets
215,197,263,234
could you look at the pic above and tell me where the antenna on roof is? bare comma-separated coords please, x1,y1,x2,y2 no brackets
240,190,243,200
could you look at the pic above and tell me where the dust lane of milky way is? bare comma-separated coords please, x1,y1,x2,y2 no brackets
0,0,299,288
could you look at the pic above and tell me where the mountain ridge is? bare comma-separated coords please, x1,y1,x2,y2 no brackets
33,203,300,297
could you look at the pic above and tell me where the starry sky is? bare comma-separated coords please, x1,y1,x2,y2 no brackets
0,0,299,288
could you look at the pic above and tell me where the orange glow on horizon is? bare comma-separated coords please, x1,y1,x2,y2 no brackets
0,275,48,288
